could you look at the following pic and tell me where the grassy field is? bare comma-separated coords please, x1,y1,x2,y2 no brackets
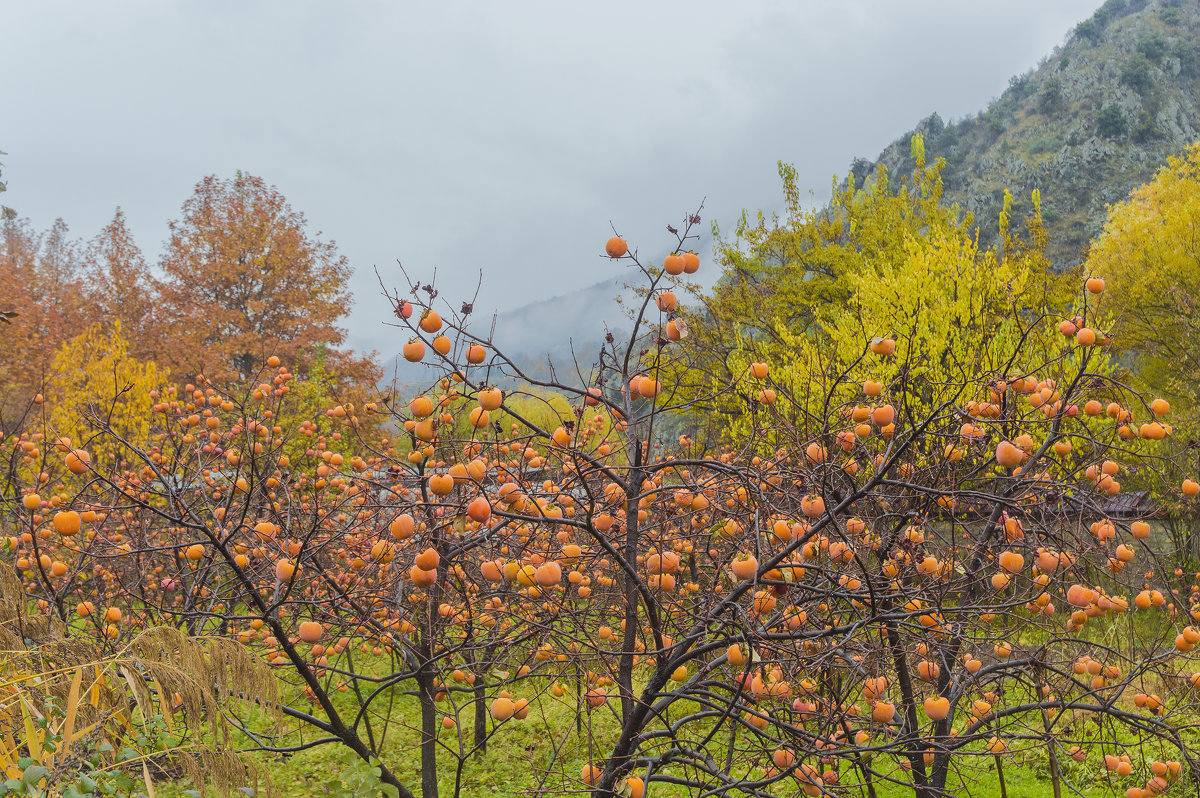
148,668,1160,798
145,525,1198,797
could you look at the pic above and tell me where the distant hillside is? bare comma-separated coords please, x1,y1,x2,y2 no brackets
860,0,1200,268
382,277,637,391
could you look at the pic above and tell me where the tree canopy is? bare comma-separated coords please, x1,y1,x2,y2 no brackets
157,173,376,388
1085,141,1200,419
0,174,380,438
674,137,1075,447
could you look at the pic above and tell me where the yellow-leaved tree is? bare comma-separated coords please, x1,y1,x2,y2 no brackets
45,321,168,467
821,191,1064,407
676,137,1075,447
1081,141,1200,510
1085,141,1200,418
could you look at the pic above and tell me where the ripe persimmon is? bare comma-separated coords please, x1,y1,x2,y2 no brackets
410,396,434,418
535,561,562,586
478,387,503,411
871,701,896,723
924,695,950,721
415,548,440,570
662,254,685,275
490,697,516,720
467,496,491,523
605,237,627,258
419,310,442,333
410,565,437,587
869,337,896,356
730,554,758,581
403,339,426,362
52,510,81,536
995,441,1023,469
65,449,91,474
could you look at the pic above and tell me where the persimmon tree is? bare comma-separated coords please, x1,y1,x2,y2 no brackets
3,204,1198,798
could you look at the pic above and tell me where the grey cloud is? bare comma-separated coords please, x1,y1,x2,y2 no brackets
0,0,1100,357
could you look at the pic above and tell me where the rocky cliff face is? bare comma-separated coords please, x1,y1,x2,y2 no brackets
861,0,1200,267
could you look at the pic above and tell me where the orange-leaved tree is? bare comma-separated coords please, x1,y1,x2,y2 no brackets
0,217,90,433
82,208,161,363
155,172,378,388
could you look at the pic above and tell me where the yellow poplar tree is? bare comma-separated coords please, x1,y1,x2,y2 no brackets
46,321,168,466
677,137,1074,447
1085,141,1200,416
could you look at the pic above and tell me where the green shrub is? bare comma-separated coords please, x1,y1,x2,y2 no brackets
1096,104,1128,137
1136,32,1167,62
1121,53,1155,94
1038,77,1063,115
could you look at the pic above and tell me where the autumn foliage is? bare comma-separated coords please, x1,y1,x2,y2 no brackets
0,175,378,438
4,165,1200,798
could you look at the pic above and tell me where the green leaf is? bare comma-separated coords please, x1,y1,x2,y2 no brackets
22,765,48,785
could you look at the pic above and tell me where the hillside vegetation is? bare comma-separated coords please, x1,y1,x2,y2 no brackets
862,0,1200,267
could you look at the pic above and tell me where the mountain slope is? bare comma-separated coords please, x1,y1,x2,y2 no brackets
382,277,637,389
859,0,1200,268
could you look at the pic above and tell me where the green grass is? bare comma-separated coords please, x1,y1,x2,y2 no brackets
147,673,1129,798
148,568,1200,798
152,722,1083,798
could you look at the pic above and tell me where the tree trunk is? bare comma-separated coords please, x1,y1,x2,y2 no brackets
417,668,440,798
617,488,640,724
473,681,487,755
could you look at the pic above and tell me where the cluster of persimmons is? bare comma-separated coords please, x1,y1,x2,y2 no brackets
3,223,1199,798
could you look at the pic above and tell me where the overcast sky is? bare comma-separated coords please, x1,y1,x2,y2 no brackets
1,0,1100,357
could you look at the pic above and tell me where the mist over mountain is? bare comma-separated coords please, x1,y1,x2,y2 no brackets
382,276,639,391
